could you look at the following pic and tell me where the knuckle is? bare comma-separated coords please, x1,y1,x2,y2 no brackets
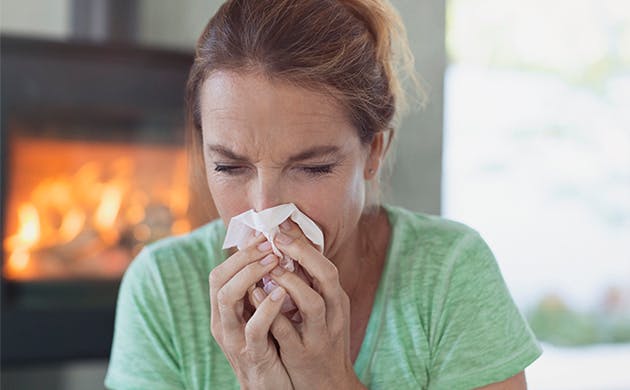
271,322,293,340
241,245,258,259
328,320,344,339
210,320,228,344
243,322,262,344
243,233,259,248
243,347,259,363
323,265,340,286
243,262,260,279
303,295,325,319
216,287,232,307
312,295,326,311
208,268,222,287
243,241,264,259
243,322,255,340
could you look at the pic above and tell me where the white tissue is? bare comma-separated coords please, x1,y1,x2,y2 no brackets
222,203,324,263
222,203,324,313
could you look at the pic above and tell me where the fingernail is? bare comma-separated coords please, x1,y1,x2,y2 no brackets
253,288,265,302
275,233,293,245
280,220,291,231
257,241,271,251
271,266,284,276
270,286,285,301
259,254,276,265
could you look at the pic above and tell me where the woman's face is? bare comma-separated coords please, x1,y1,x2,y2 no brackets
199,71,380,259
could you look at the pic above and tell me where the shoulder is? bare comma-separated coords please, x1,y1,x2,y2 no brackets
382,204,499,304
383,204,486,263
380,204,497,311
380,206,541,388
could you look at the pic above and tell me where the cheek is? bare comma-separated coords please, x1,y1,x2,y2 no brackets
299,178,362,216
291,168,366,249
205,175,250,226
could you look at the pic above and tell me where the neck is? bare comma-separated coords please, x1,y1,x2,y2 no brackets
331,206,388,299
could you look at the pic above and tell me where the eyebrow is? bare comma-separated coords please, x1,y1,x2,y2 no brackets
206,144,342,163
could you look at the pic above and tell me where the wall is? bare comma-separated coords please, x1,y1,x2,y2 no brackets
389,0,445,214
0,0,71,38
0,0,444,388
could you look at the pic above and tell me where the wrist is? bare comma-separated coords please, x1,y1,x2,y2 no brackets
342,366,366,390
350,377,367,390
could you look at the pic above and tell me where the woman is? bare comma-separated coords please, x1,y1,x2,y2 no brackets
105,0,542,389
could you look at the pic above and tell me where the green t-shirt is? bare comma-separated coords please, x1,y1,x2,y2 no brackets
105,204,542,389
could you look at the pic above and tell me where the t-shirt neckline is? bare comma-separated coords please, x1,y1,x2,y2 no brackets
352,203,401,380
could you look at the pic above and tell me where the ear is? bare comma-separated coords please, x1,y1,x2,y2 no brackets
363,130,393,180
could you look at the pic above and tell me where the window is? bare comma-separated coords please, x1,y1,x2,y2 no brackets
443,0,630,387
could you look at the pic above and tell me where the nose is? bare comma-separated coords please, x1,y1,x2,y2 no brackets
250,170,284,211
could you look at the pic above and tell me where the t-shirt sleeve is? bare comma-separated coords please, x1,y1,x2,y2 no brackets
428,232,542,389
105,248,184,389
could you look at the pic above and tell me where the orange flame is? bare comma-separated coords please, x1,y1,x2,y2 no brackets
4,149,192,281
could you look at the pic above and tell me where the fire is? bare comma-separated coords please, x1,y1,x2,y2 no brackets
8,249,30,274
4,148,192,280
94,184,124,232
59,208,86,244
15,203,41,247
4,204,41,276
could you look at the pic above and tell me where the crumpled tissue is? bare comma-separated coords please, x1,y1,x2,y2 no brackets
222,203,324,312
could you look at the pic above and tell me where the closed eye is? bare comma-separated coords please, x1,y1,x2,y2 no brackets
300,164,334,176
213,164,336,176
214,164,246,175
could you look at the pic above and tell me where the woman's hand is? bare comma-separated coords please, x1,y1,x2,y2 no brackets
208,232,294,390
250,221,366,390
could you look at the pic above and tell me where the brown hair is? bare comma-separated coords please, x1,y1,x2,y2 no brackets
185,0,421,219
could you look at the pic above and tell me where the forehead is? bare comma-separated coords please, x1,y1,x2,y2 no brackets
199,71,356,144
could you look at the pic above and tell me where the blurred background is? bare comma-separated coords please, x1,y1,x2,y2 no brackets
1,0,628,389
443,0,630,388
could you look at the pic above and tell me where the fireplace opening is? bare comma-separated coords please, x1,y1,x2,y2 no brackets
4,135,191,281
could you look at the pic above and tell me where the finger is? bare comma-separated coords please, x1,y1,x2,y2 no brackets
294,262,314,287
243,285,257,322
247,284,258,309
246,229,264,244
210,232,271,294
209,234,272,322
244,286,292,357
268,266,326,337
274,224,345,326
269,308,302,350
217,254,279,332
248,283,302,348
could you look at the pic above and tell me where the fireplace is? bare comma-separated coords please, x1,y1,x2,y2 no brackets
1,36,213,364
5,137,191,281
